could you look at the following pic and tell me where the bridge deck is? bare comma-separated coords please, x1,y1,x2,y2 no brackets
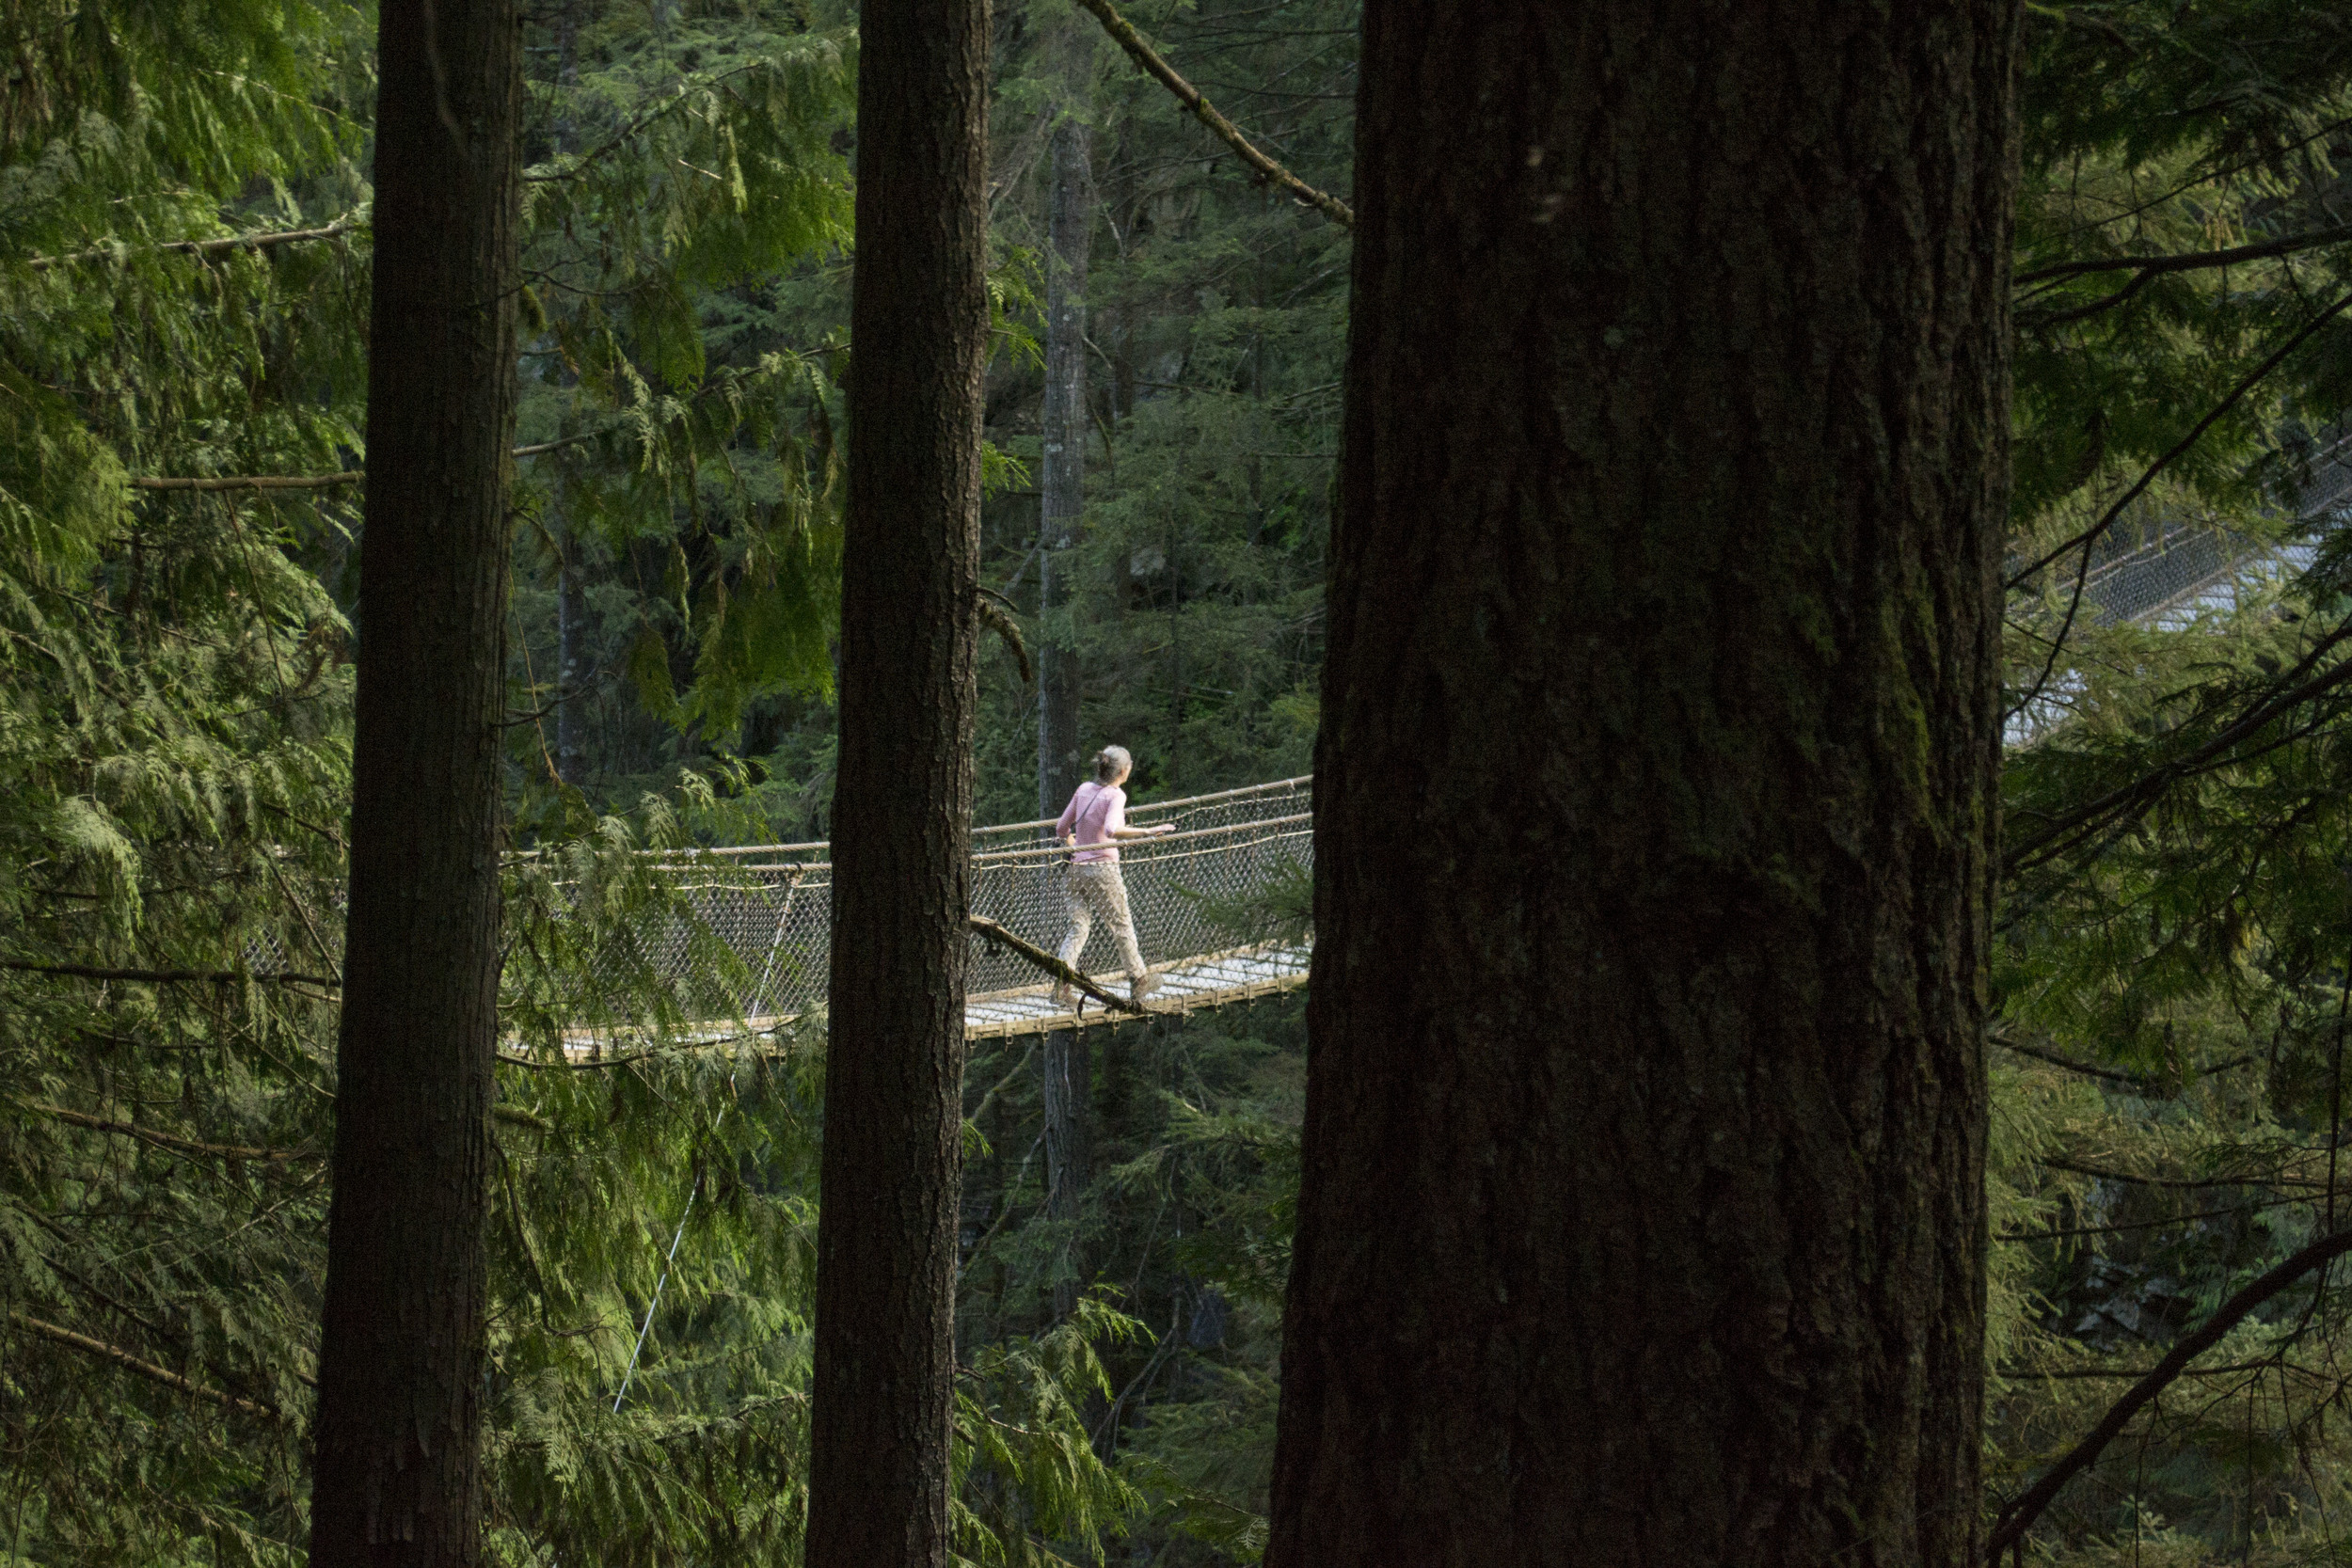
962,942,1311,1038
556,942,1312,1058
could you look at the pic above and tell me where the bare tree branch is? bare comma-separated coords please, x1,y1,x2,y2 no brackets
30,1102,314,1163
7,1310,282,1421
1072,0,1354,230
967,914,1151,1016
25,216,365,273
131,473,362,492
967,1039,1040,1128
2016,224,2352,286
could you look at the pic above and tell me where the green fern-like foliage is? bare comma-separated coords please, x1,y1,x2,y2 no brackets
510,13,857,764
0,4,1144,1562
0,4,363,1559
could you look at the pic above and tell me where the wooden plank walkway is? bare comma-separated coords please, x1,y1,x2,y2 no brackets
962,941,1311,1038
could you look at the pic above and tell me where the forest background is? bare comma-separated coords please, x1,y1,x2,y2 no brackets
6,1,2352,1563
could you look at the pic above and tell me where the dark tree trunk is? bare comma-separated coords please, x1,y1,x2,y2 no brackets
1037,113,1091,817
556,537,588,784
552,0,588,789
307,0,522,1562
1041,1024,1090,1319
1268,5,2018,1566
803,0,990,1561
1038,105,1094,1324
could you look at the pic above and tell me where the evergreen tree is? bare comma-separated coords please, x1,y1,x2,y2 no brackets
803,0,993,1564
308,0,525,1559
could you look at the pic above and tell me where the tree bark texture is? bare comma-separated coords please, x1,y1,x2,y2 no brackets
556,532,588,784
308,0,522,1562
1041,1024,1090,1320
552,0,588,789
803,0,990,1562
1268,6,2017,1566
1037,113,1091,818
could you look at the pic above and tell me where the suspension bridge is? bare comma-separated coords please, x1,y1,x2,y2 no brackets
571,775,1315,1049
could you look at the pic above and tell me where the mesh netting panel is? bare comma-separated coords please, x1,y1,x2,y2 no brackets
579,859,836,1026
2079,520,2257,626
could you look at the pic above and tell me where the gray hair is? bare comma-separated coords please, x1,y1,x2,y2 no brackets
1092,745,1132,784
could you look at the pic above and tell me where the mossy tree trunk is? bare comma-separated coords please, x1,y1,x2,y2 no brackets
1269,4,2018,1564
803,0,991,1561
308,0,523,1561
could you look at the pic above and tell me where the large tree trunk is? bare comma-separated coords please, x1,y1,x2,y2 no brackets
1038,105,1094,1324
308,0,522,1562
802,0,991,1561
1268,6,2018,1566
1037,112,1090,817
552,0,589,790
1041,1014,1090,1319
556,535,589,785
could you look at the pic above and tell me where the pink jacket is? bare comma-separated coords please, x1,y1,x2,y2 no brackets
1056,781,1126,864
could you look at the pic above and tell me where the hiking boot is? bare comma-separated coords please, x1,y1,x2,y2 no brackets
1049,980,1074,1008
1129,972,1158,1006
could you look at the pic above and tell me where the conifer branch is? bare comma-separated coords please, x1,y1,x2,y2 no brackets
130,472,363,491
1993,1032,2257,1088
1992,1035,2141,1084
1986,1225,2352,1560
522,59,774,185
1072,0,1354,230
8,1311,283,1421
135,433,604,491
511,431,604,458
29,1102,315,1163
24,215,365,272
2037,1155,2303,1191
2007,287,2352,594
2004,628,2352,874
2002,287,2352,727
0,959,340,987
495,1028,804,1070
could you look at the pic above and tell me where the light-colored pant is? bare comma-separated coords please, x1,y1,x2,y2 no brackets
1057,861,1146,981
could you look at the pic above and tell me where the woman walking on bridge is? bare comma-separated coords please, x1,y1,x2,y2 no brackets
1051,745,1173,1006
